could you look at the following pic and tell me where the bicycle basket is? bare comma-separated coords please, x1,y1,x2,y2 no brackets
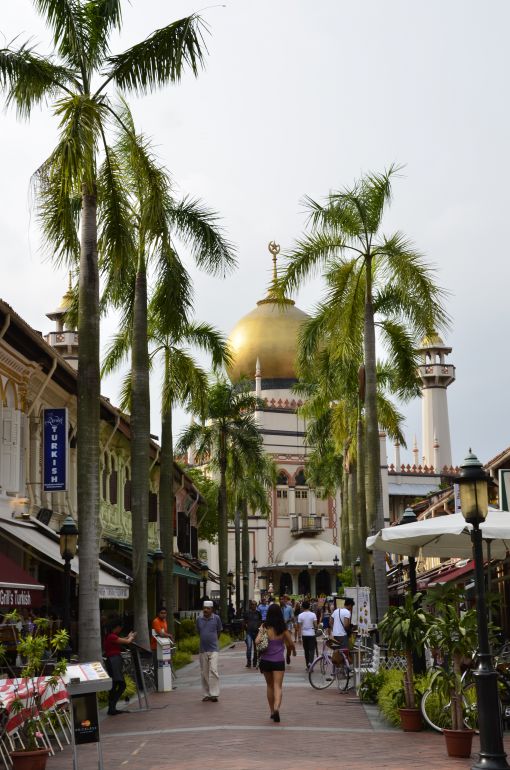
331,650,343,666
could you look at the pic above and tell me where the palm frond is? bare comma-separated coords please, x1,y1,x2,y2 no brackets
278,231,346,296
167,196,237,277
104,14,208,94
33,0,87,71
0,44,77,116
101,327,132,377
84,0,122,67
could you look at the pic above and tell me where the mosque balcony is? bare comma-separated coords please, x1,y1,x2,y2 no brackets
418,362,455,387
290,514,324,537
46,331,79,348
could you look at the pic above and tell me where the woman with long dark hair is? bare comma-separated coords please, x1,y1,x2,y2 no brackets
255,603,296,722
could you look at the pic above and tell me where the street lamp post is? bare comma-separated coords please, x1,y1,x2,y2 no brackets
333,554,339,593
398,507,418,595
458,450,509,770
227,570,234,610
152,548,164,610
59,514,78,659
201,562,209,602
354,556,362,587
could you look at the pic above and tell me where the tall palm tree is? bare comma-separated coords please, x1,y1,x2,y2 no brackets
280,167,449,618
0,1,209,660
101,112,234,644
177,379,264,621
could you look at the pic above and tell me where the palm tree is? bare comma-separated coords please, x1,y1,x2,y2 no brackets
0,2,209,660
101,113,234,645
279,166,449,619
177,379,264,621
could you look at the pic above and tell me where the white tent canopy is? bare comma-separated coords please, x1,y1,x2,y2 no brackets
366,510,510,560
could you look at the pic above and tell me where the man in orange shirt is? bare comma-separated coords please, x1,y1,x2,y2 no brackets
151,607,173,689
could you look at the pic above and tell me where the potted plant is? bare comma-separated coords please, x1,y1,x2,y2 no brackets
425,586,478,758
0,610,69,770
378,593,430,731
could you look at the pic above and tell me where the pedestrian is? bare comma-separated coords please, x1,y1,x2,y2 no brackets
297,600,318,670
293,600,302,643
257,595,269,621
103,618,136,715
196,600,222,702
321,600,333,636
281,595,294,636
256,603,296,722
330,597,354,647
243,600,262,668
150,607,173,689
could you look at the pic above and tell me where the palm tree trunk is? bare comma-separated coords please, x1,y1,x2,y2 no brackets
234,508,240,613
357,409,373,598
77,187,101,661
159,350,175,635
364,253,389,619
130,260,150,648
341,468,351,568
218,433,228,622
348,461,360,568
241,498,249,611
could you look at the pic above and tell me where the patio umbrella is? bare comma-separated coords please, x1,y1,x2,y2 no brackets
366,509,510,560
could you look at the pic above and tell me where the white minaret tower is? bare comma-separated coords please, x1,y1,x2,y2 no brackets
45,274,79,369
417,334,455,471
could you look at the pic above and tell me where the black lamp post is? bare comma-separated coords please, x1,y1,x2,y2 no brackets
201,562,209,601
59,514,78,658
333,554,339,592
354,556,362,587
152,548,164,610
398,507,418,596
458,450,509,770
227,570,234,608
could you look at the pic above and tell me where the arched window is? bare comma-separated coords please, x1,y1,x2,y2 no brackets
102,453,108,501
295,469,306,486
276,470,289,517
109,456,118,505
123,468,131,512
294,469,308,515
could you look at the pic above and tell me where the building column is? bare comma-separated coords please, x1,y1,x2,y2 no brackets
288,486,296,516
309,488,316,515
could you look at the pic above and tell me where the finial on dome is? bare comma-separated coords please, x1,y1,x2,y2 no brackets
268,241,280,293
255,357,261,377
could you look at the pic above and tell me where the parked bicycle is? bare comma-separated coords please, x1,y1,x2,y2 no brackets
308,630,352,692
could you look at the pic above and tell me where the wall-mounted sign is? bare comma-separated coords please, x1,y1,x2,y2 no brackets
43,408,68,492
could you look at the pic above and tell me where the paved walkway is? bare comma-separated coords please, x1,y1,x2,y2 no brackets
48,641,505,770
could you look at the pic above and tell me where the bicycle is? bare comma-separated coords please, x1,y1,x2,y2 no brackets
421,644,510,732
308,631,352,692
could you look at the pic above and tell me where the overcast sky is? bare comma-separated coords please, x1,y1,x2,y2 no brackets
1,1,509,468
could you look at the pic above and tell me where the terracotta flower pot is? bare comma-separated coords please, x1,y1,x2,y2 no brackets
443,728,475,758
399,707,423,731
10,748,50,770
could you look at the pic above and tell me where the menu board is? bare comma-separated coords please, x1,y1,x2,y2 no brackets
65,661,109,683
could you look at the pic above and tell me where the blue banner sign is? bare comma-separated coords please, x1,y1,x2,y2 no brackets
43,408,68,492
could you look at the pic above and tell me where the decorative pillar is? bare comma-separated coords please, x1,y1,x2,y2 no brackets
393,440,401,470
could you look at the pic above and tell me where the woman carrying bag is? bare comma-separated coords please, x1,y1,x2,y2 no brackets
255,604,296,723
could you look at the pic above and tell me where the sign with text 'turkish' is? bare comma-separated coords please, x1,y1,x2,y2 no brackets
43,408,68,492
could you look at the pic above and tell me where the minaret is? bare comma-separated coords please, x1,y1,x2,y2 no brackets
45,275,79,370
417,334,455,471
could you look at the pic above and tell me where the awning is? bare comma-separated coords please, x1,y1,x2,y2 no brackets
173,564,200,583
0,517,129,599
0,552,44,608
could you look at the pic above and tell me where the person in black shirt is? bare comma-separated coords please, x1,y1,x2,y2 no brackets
243,601,262,667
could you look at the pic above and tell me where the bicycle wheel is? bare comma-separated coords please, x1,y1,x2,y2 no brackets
336,663,351,692
421,687,452,732
309,656,335,690
462,682,479,731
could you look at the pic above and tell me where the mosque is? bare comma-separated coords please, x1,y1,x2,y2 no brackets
206,242,458,602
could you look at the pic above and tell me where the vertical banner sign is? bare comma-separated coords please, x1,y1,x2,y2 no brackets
43,408,68,492
500,470,510,512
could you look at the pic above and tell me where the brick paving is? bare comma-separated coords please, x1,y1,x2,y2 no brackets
47,641,508,770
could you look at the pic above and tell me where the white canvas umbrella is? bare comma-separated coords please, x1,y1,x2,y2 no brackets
366,510,510,560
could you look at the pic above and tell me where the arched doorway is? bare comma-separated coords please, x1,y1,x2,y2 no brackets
315,569,331,596
279,572,292,596
298,570,310,596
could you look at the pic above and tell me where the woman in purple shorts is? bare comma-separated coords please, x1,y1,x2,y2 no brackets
255,604,296,722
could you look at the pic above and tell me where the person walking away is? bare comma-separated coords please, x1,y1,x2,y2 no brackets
330,597,354,652
196,600,222,702
298,600,318,670
321,600,333,637
244,600,262,668
150,607,173,690
104,618,136,715
293,600,302,643
257,595,269,621
256,604,296,722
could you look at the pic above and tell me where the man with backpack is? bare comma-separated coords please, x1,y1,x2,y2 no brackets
330,597,354,648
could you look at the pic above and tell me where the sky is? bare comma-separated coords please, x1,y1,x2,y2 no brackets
1,1,509,468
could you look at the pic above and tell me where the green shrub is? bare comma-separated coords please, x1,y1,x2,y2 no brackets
175,619,196,640
97,674,136,708
377,670,429,726
178,636,200,655
219,633,232,649
359,670,389,704
173,650,192,669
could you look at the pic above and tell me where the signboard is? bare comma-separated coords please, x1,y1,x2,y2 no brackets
43,408,68,492
0,588,43,608
499,470,510,512
72,692,100,745
342,586,372,632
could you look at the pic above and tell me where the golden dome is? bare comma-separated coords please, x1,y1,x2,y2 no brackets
227,296,309,382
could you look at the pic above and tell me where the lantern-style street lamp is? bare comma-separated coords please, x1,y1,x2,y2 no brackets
200,562,209,601
59,514,78,658
398,506,418,595
354,556,362,586
458,450,509,770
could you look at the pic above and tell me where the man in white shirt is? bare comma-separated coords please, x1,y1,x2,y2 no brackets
330,597,354,647
297,600,318,670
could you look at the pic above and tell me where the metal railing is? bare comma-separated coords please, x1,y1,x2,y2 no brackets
290,514,324,535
